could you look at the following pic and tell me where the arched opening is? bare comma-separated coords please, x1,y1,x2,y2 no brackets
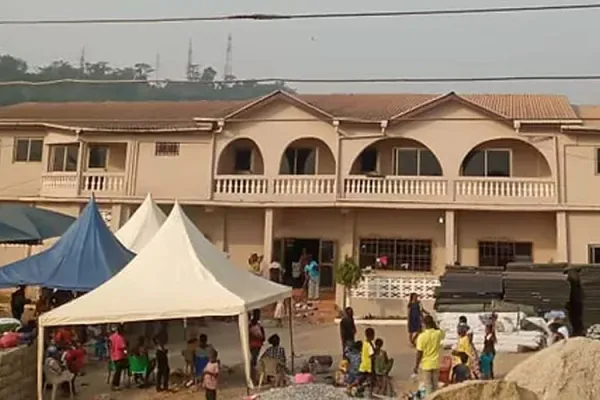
279,138,336,175
459,138,551,178
350,138,443,176
217,138,265,175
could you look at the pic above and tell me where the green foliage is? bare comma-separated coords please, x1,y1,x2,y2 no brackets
0,53,295,105
335,255,363,288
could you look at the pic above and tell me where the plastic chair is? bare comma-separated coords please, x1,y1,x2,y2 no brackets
128,355,150,379
258,357,285,389
106,360,131,386
43,363,74,400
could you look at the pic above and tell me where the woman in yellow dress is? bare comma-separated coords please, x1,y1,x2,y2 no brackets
452,324,479,379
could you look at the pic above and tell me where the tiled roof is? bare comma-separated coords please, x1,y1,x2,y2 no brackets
0,92,580,130
572,105,600,128
298,93,579,121
0,100,249,130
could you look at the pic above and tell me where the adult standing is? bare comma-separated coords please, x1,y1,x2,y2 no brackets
109,324,128,391
249,310,265,382
407,293,426,346
305,255,320,301
10,285,30,322
414,315,444,396
340,307,357,352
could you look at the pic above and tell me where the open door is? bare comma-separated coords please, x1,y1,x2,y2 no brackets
319,240,336,289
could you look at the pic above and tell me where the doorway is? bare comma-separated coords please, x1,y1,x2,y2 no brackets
273,238,336,290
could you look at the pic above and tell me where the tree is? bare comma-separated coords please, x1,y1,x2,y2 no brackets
0,52,295,105
335,256,363,308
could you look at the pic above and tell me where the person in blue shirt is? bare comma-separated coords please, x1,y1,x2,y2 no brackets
304,255,320,300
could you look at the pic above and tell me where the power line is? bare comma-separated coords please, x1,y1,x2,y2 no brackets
0,3,599,25
3,74,600,86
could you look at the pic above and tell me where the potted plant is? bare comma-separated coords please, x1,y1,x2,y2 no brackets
335,255,363,308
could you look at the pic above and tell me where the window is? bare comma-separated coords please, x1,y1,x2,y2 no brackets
463,149,511,177
589,245,600,263
394,148,442,176
280,147,316,175
14,138,43,162
155,142,180,156
359,148,378,173
478,241,533,267
358,238,432,272
49,144,79,172
88,145,108,169
596,149,600,174
234,148,252,172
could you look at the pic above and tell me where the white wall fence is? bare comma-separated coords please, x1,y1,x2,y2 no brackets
350,275,441,300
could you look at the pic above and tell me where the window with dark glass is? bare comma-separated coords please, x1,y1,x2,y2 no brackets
358,237,433,272
589,245,600,263
394,148,442,176
359,148,378,173
280,147,315,175
234,148,252,172
596,149,600,174
14,138,43,162
463,149,510,177
478,241,533,267
88,146,108,169
49,144,79,172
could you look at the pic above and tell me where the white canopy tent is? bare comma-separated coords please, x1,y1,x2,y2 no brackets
115,193,167,253
37,202,292,399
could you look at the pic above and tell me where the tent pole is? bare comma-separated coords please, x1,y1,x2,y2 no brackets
238,312,253,390
287,298,295,373
37,325,44,400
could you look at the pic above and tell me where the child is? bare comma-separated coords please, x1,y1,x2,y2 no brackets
480,323,496,379
182,337,198,377
294,362,315,384
155,336,170,392
202,349,219,400
451,352,471,383
335,358,349,386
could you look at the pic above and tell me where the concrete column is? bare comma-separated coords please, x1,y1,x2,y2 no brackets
110,204,123,232
263,208,274,264
445,210,456,266
556,211,569,262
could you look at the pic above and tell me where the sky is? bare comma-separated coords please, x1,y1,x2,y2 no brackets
1,0,599,103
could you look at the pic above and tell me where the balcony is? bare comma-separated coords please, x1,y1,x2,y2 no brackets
213,175,270,202
455,177,556,204
273,176,336,202
41,172,127,197
343,176,449,202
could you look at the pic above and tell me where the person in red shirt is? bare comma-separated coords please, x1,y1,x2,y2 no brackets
109,324,128,391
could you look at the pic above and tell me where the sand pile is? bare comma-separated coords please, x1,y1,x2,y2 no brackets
505,337,600,400
427,380,538,400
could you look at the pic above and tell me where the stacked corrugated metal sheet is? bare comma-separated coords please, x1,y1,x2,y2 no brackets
576,266,600,328
503,263,570,313
434,265,504,311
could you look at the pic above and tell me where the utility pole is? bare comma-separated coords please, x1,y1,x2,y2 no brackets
224,34,234,81
79,47,86,78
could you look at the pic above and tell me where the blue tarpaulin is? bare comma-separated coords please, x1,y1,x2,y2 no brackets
0,198,135,291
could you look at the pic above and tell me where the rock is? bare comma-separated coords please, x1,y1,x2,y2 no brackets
427,380,538,400
506,337,600,400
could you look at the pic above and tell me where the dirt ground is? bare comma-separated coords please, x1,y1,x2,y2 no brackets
63,320,533,400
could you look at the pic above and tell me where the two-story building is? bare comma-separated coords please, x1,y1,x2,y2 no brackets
1,90,599,310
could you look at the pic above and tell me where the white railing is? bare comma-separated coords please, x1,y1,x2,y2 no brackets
344,176,448,197
273,176,336,195
455,178,556,199
81,172,126,193
213,175,269,195
41,173,77,190
351,275,440,300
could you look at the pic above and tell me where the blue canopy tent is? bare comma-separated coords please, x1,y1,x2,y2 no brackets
0,198,135,291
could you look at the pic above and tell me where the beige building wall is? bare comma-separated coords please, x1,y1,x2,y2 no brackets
0,133,45,197
134,137,213,200
225,208,265,270
457,211,557,265
567,212,600,263
561,135,600,205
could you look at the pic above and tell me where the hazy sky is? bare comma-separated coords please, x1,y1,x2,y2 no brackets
1,0,599,102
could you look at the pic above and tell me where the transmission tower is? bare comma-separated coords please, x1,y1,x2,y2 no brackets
224,34,234,81
78,47,86,78
186,38,200,81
